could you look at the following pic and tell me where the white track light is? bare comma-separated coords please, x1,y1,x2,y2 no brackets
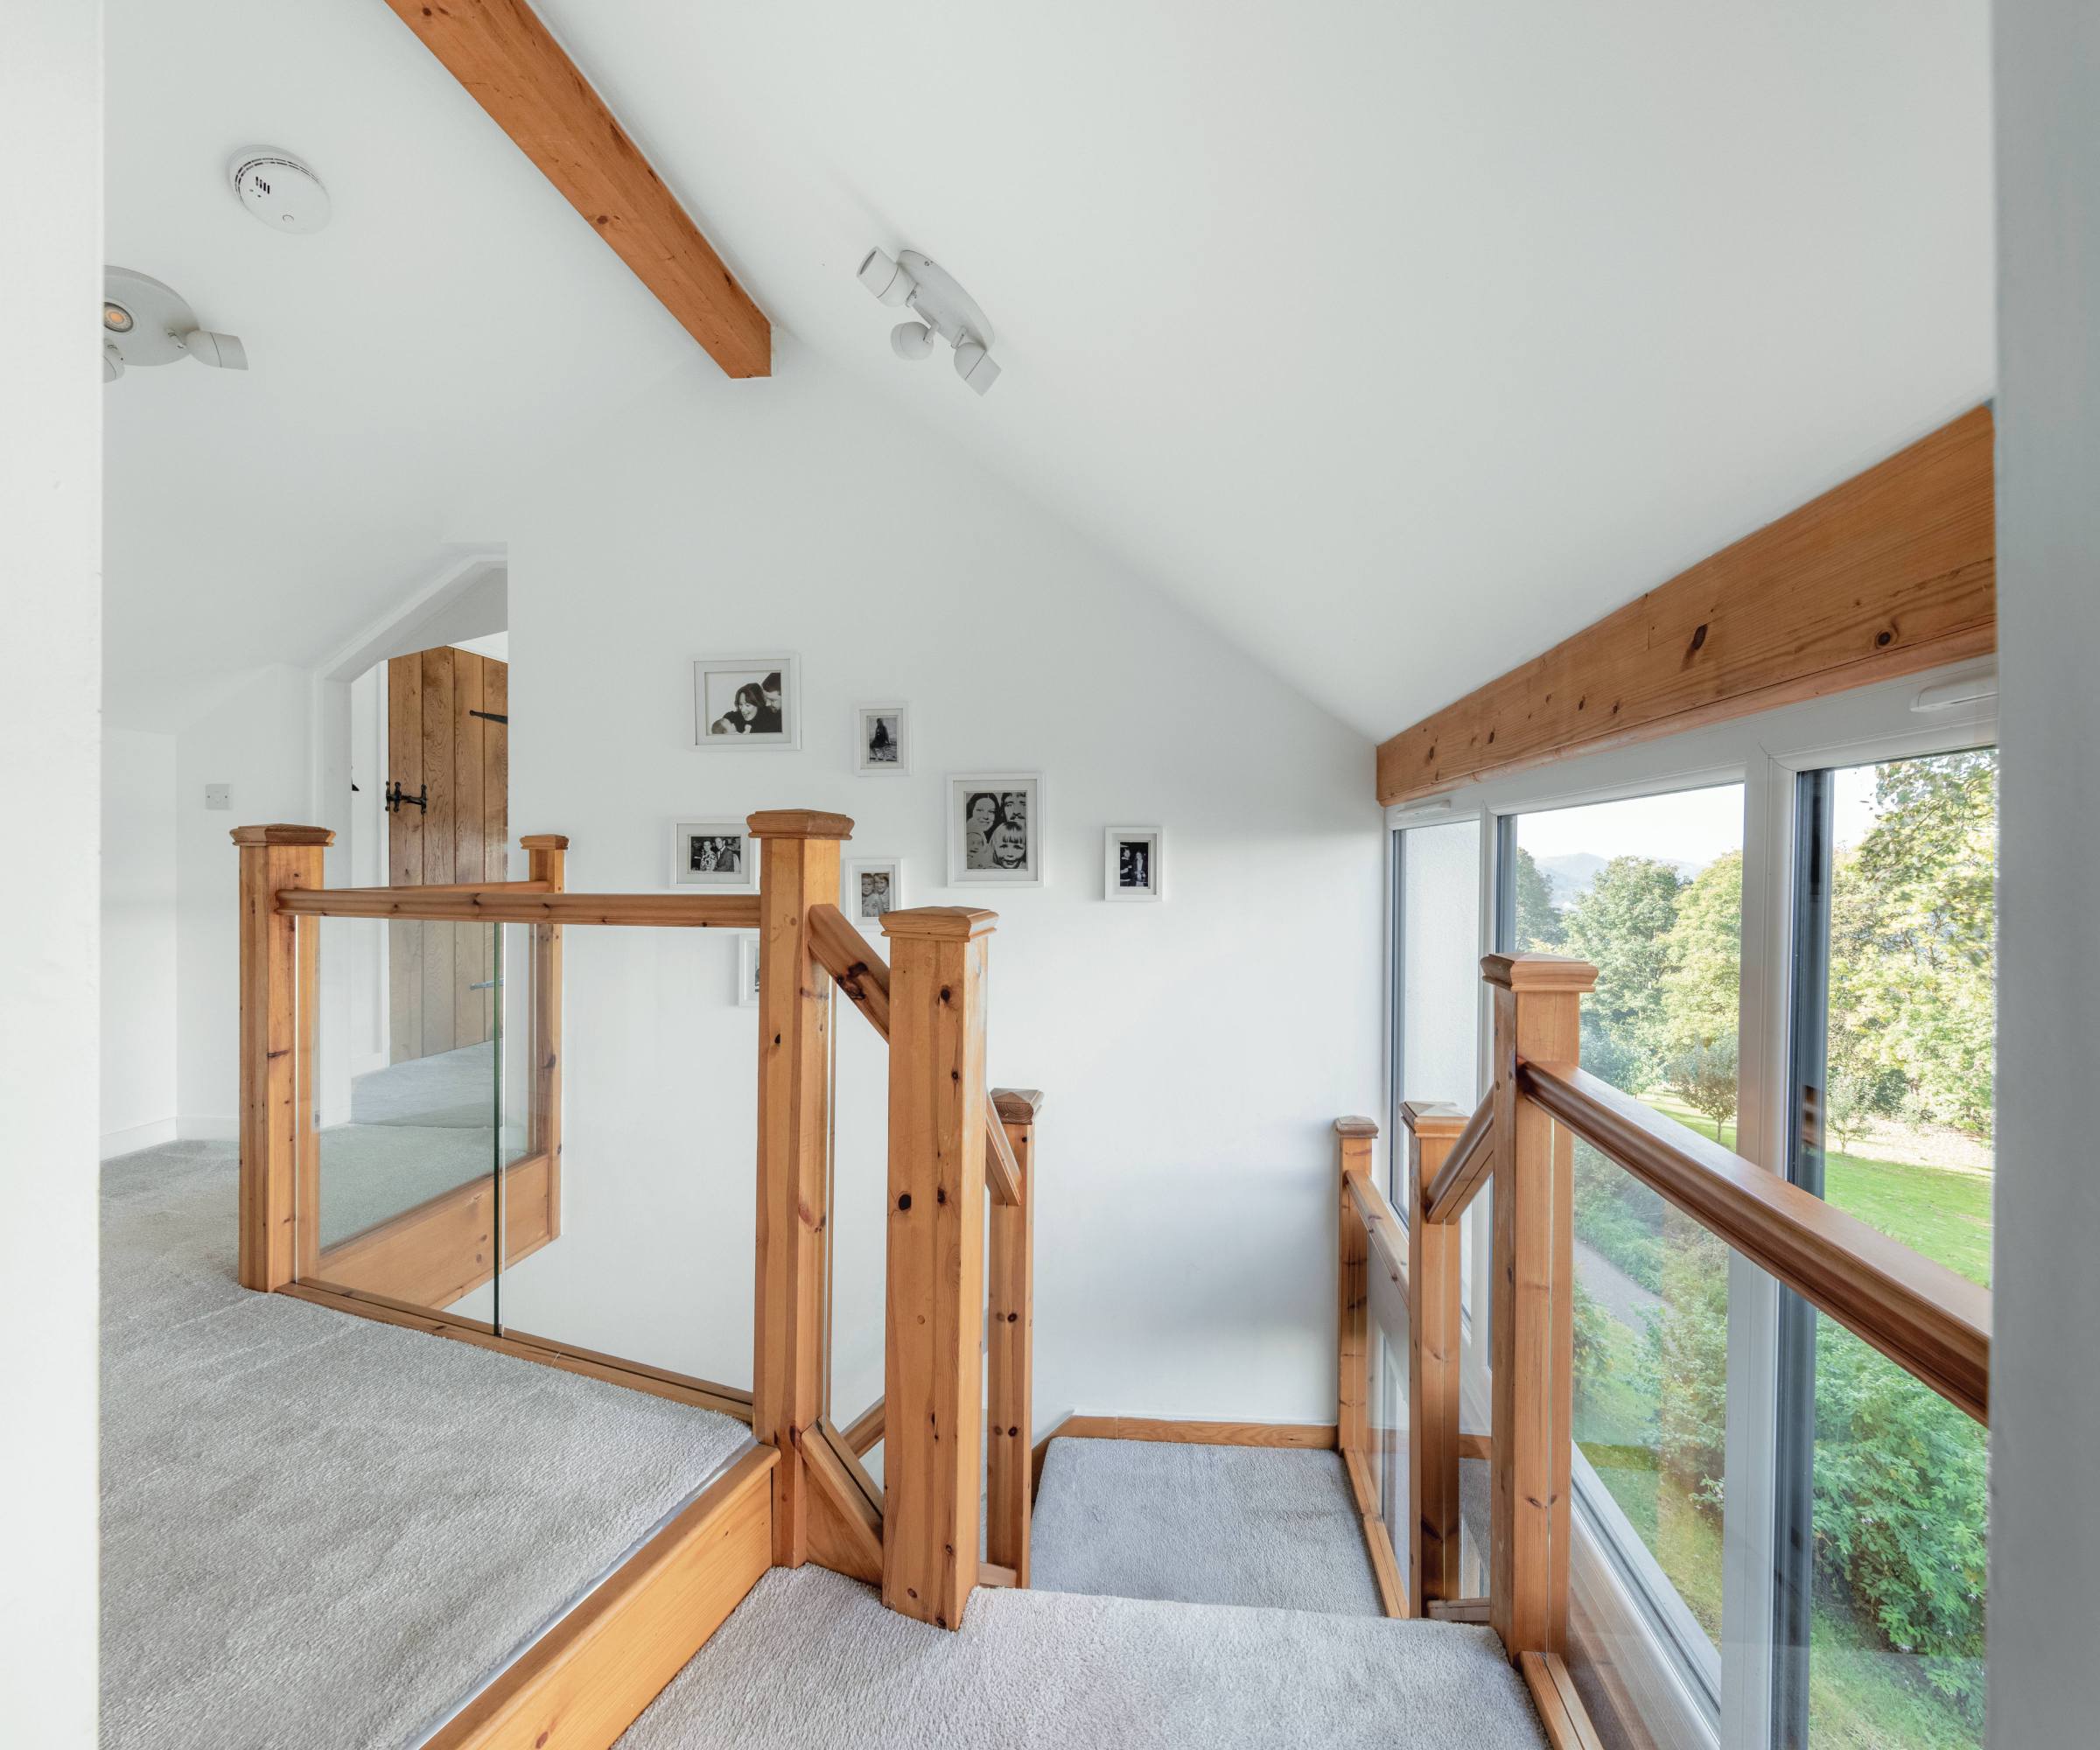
103,342,125,382
858,248,916,307
890,321,936,360
857,247,1001,398
953,336,1000,396
180,329,248,371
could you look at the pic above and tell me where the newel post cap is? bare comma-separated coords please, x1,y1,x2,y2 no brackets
1480,951,1599,995
1333,1115,1380,1139
518,832,570,850
993,1088,1046,1123
1399,1100,1466,1138
746,808,855,841
880,906,998,942
229,824,335,848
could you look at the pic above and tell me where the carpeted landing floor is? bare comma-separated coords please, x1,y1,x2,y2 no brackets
1029,1436,1385,1616
614,1564,1550,1749
101,1140,752,1750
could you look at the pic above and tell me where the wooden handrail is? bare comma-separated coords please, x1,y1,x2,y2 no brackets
1422,1088,1495,1224
275,886,761,928
1345,1169,1408,1299
807,902,1024,1208
1520,1059,1991,1424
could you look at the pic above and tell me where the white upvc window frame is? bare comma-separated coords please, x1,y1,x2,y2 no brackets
1382,655,1997,1750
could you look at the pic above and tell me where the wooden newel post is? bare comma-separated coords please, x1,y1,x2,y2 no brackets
1334,1116,1377,1484
232,824,333,1292
880,905,997,1629
749,809,852,1569
1483,952,1597,1659
987,1088,1043,1586
1403,1101,1466,1610
520,834,568,1239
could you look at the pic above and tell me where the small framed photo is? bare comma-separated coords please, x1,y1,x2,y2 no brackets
948,774,1042,887
844,858,903,927
670,819,757,891
694,654,800,748
1105,827,1164,901
736,933,760,1006
853,703,909,774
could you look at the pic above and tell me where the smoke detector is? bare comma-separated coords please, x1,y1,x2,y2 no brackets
228,147,332,234
102,267,247,383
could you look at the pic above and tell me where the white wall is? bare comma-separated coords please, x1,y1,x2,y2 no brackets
1989,2,2100,1740
102,729,178,1153
480,346,1384,1425
0,0,101,1739
174,664,315,1135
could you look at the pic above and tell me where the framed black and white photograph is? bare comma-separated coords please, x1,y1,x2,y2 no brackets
1105,826,1164,901
853,702,909,774
948,774,1042,887
844,857,903,926
693,654,800,748
736,933,760,1006
670,819,758,891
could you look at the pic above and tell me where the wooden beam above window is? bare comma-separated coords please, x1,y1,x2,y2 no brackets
1376,406,1996,808
382,0,770,379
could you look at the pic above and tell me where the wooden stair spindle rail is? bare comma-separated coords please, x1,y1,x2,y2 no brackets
1334,1118,1376,1493
880,906,998,1629
1402,1100,1468,1612
747,808,853,1570
520,833,568,1243
986,1088,1042,1587
1485,953,1596,1662
231,824,334,1292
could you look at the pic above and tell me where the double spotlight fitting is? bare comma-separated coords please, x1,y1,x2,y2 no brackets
857,248,1001,396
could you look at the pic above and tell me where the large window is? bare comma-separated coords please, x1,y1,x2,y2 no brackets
1777,751,1995,1749
1502,784,1745,1684
1384,668,1998,1750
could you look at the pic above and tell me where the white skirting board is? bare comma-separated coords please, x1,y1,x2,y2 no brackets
100,1118,179,1160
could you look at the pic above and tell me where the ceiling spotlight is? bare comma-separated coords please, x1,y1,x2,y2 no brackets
857,246,1000,396
102,266,248,383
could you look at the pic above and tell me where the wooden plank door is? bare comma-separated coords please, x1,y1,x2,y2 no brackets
387,646,509,1062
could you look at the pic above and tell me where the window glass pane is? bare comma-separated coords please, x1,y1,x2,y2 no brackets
1398,818,1483,1110
1506,784,1745,1659
1823,751,1996,1284
1788,748,1994,1747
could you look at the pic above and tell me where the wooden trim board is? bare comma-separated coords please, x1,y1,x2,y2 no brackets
1522,1650,1609,1750
420,1445,776,1749
279,1281,753,1422
1049,1415,1339,1450
313,1152,556,1309
378,0,769,380
1376,406,1996,806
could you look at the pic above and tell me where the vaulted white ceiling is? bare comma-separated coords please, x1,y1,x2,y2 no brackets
105,0,1993,738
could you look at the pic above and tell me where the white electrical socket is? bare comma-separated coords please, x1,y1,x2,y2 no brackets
205,783,232,810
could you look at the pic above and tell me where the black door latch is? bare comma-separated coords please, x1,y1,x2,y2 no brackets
385,781,429,815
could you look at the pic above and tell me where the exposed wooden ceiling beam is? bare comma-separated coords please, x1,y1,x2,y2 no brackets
1376,405,1996,808
382,0,770,379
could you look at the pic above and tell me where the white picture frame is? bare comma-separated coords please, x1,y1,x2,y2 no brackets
1105,826,1164,901
670,818,759,891
853,702,910,774
844,857,904,927
736,933,760,1006
693,654,801,749
948,774,1043,887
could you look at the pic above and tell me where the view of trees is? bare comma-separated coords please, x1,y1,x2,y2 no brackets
1510,751,1995,1746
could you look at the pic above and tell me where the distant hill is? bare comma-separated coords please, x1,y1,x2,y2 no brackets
1536,850,1704,908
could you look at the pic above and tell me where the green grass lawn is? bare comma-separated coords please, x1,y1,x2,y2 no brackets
1640,1093,1992,1286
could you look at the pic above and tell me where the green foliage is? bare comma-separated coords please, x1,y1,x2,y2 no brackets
1811,1325,1988,1722
1663,1034,1739,1138
1559,856,1685,1088
1640,1219,1730,1509
1661,850,1743,1060
1574,1140,1662,1291
1830,752,1997,1137
1510,846,1564,951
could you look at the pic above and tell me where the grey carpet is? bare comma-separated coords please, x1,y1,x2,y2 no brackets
316,1121,494,1250
1029,1437,1383,1617
101,1140,752,1750
352,1042,498,1129
615,1564,1548,1749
